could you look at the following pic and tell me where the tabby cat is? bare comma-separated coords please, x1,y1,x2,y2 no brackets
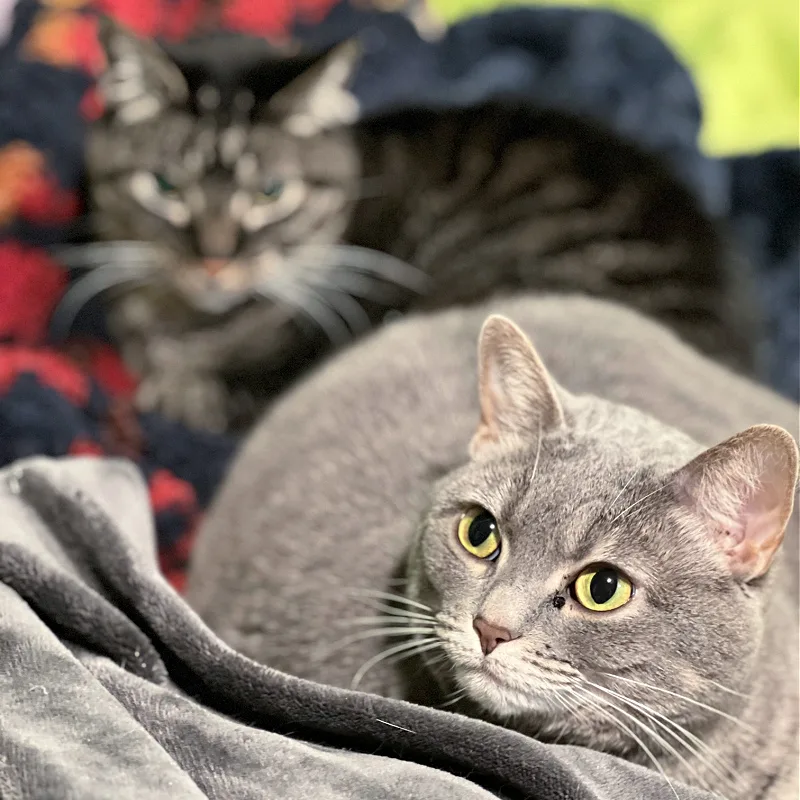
187,294,799,800
68,17,759,431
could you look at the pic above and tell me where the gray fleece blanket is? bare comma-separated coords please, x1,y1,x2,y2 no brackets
0,456,714,800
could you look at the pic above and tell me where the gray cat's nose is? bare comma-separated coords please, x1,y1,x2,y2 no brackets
473,617,515,655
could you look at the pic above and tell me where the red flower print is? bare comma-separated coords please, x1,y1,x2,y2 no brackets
0,244,68,345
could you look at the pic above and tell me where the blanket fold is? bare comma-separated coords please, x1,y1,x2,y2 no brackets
0,455,715,799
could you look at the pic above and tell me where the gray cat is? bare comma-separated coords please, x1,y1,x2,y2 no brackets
187,294,798,799
61,18,760,431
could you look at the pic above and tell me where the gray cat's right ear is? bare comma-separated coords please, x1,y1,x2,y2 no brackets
268,39,361,137
470,315,564,459
95,16,188,125
672,424,799,582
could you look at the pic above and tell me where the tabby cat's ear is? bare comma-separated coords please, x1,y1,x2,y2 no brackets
470,315,565,459
673,424,799,582
268,39,361,137
95,15,188,125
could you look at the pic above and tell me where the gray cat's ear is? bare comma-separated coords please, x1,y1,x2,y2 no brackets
269,40,361,137
470,315,565,458
673,424,799,582
95,16,188,125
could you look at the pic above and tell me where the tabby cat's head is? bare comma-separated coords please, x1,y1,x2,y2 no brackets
407,315,798,760
87,19,363,314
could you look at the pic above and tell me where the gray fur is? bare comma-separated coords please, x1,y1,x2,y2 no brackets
187,295,799,799
77,20,760,431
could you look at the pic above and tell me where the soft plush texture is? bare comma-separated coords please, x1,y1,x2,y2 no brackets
0,454,717,800
0,0,797,592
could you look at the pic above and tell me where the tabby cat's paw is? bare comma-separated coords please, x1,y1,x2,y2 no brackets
136,369,231,434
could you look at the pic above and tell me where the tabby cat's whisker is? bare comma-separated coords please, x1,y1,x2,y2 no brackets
572,688,680,800
602,673,756,733
301,244,429,293
351,637,442,690
299,278,372,335
346,589,434,612
53,241,163,268
258,280,351,345
299,266,402,306
50,266,158,340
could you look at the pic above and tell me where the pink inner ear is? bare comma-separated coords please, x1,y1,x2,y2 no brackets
710,491,788,580
688,433,797,582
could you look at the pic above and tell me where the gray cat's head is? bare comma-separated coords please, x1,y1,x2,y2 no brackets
85,19,363,314
407,315,798,759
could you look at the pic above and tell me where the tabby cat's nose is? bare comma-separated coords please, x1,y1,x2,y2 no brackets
473,617,515,655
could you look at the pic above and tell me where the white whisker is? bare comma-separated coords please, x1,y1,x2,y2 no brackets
606,470,640,514
346,589,434,612
573,688,680,800
607,484,667,526
348,599,437,622
347,616,437,627
351,637,441,690
602,673,755,733
315,625,436,662
585,680,736,793
581,683,723,795
50,265,158,340
299,279,372,335
258,279,350,345
296,244,429,293
531,420,543,482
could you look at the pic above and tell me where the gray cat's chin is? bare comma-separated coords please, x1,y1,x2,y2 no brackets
449,658,568,719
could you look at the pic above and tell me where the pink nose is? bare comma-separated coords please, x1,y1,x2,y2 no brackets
473,617,515,655
204,258,227,277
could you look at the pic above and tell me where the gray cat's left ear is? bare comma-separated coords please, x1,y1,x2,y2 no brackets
269,39,361,137
96,15,188,125
673,424,799,582
470,315,565,459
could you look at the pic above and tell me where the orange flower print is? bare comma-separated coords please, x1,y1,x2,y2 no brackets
22,10,105,74
0,142,45,226
40,0,91,9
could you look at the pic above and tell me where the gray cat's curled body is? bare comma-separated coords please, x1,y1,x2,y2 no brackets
188,295,798,800
73,19,760,431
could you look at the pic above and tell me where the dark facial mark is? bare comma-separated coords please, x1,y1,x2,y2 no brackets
552,594,566,609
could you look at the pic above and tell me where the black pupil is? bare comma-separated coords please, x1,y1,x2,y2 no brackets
468,511,497,548
590,568,618,604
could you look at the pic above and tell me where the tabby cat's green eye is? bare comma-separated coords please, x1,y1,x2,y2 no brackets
457,507,501,561
571,564,633,612
261,179,284,199
154,173,176,194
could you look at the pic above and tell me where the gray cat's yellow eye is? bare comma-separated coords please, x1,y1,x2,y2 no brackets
261,179,284,199
571,564,633,612
457,507,500,560
154,173,177,194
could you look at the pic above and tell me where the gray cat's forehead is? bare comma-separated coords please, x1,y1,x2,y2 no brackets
433,408,705,575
